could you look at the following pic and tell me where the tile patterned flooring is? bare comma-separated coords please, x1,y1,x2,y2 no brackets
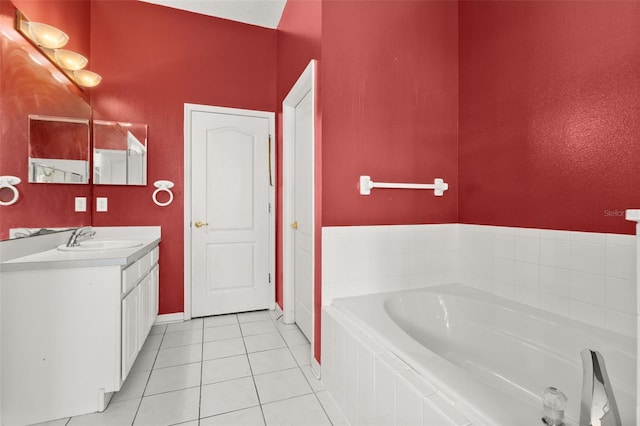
36,310,347,426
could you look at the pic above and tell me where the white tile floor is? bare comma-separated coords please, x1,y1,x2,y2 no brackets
36,310,346,426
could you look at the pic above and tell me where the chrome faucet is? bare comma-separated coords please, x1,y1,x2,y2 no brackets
66,226,96,247
580,349,621,426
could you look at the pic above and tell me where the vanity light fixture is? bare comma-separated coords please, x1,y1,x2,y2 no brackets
15,9,102,89
54,49,88,71
25,21,69,49
73,70,102,88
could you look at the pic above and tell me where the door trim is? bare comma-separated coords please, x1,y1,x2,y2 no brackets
183,104,276,320
283,60,316,359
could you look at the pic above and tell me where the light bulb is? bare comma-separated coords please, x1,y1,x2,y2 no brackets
26,21,68,49
54,49,88,71
73,70,102,88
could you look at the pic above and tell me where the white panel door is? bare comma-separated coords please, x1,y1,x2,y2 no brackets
293,91,314,342
191,111,271,317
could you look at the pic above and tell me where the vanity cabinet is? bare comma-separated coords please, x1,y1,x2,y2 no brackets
121,247,159,380
0,242,160,426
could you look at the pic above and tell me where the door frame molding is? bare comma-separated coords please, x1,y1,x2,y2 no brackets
183,103,276,320
283,60,317,364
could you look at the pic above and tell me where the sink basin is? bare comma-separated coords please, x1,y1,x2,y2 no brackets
57,240,143,251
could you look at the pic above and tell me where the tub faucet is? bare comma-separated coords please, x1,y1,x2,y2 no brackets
66,226,95,247
580,349,621,426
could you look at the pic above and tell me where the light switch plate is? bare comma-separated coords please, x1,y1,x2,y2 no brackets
96,197,108,212
74,197,87,212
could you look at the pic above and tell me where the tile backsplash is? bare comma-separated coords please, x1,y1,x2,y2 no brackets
322,224,636,337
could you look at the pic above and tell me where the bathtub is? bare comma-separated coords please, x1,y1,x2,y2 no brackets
322,283,636,425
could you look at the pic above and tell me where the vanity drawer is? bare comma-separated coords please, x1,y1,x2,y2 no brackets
138,252,153,276
151,246,159,265
122,262,140,294
121,245,159,295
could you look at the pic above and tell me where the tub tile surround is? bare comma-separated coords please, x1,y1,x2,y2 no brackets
322,222,637,425
457,224,636,337
625,209,640,424
322,224,459,305
322,223,636,337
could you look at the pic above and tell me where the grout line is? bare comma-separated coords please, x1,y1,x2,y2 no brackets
239,315,268,426
196,319,205,424
139,384,203,399
271,318,334,424
314,391,341,426
313,392,336,426
130,324,166,425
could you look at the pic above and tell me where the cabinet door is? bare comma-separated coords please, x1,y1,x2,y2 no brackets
121,286,140,381
150,265,159,326
140,274,152,340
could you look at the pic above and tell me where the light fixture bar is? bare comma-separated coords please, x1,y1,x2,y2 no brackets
14,9,101,90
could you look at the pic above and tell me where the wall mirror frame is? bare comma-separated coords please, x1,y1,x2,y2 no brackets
93,120,148,186
28,115,90,184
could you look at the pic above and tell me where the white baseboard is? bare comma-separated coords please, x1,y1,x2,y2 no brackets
154,312,184,324
274,303,284,319
311,354,321,379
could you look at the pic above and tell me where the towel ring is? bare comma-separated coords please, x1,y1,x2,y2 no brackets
153,180,174,207
0,176,21,206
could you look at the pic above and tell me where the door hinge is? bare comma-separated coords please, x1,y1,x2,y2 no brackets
268,202,272,213
268,273,272,283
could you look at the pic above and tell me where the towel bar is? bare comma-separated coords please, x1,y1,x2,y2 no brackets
359,175,448,196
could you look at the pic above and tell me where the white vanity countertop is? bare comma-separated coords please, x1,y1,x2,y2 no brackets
0,226,161,272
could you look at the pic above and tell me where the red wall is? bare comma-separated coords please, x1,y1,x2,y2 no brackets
0,0,92,238
89,1,277,314
321,0,459,227
276,0,322,359
275,0,459,362
459,1,640,235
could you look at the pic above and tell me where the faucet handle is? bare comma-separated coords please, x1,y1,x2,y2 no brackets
542,387,567,426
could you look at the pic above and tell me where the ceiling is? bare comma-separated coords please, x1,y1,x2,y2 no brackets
139,0,287,29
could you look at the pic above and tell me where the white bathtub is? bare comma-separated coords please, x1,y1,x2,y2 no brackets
322,283,636,425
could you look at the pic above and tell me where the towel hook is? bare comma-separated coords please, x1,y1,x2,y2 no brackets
0,176,21,206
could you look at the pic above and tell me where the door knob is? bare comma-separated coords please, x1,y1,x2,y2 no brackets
194,220,208,228
291,221,298,229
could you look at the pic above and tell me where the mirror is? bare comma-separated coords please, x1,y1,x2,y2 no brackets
28,115,90,184
93,120,147,185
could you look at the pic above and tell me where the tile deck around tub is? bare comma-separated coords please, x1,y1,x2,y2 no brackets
34,311,346,426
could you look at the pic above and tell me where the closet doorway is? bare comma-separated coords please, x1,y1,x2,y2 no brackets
184,104,275,318
283,60,317,370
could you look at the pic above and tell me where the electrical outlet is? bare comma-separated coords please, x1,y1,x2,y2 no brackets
96,197,108,212
74,197,87,212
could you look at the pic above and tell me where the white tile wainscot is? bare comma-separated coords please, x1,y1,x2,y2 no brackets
322,305,473,426
624,209,640,423
457,224,637,337
322,224,459,305
323,224,636,337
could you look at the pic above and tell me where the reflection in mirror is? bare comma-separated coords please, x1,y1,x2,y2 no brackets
93,121,147,185
28,115,90,184
9,227,70,239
